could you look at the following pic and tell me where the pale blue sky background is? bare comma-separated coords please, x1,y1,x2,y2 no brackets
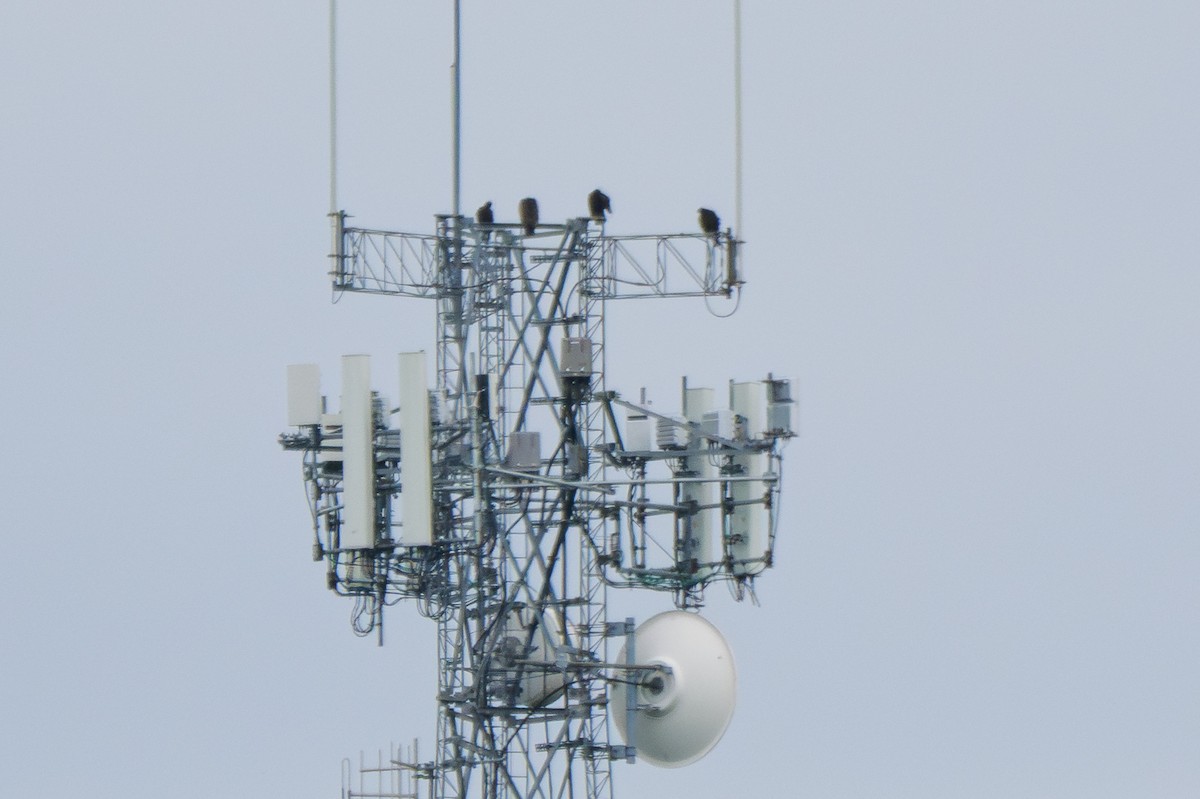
2,2,1198,797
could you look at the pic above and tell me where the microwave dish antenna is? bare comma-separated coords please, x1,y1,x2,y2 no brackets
611,611,738,768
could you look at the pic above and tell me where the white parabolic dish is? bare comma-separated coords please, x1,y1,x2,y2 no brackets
612,610,737,768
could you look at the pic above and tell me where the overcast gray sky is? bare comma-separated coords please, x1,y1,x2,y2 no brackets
2,2,1198,797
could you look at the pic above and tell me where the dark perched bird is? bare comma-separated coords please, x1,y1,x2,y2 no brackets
475,201,494,240
475,201,494,226
519,197,539,236
697,207,720,242
587,189,611,221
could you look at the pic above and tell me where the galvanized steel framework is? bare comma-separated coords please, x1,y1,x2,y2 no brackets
281,212,790,799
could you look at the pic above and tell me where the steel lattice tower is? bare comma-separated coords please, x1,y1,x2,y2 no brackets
281,208,791,799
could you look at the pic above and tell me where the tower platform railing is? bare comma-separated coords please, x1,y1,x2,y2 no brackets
327,212,741,301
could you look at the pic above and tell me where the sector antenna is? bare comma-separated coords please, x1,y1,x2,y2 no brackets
279,4,793,798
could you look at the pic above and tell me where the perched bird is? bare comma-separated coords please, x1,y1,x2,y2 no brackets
519,197,539,236
697,207,720,243
475,201,494,240
587,189,611,221
475,201,494,226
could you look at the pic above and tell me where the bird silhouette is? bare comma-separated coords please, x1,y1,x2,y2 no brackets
588,189,611,222
519,197,539,236
475,201,494,240
697,207,720,244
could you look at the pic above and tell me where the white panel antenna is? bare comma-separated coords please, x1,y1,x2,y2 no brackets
499,607,567,707
286,363,322,426
340,355,375,550
730,380,769,575
625,411,652,452
397,352,433,546
488,371,501,421
683,386,719,575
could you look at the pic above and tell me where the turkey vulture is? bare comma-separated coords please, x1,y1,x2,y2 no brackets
475,201,494,225
588,189,611,221
475,201,494,240
697,207,720,243
519,197,539,236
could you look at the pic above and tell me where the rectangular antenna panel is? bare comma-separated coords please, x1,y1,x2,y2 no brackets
397,352,433,546
505,431,542,472
625,413,652,452
341,355,375,550
683,387,719,574
489,372,501,421
701,409,735,441
560,337,593,377
767,378,795,434
729,380,768,576
768,402,793,434
287,364,322,426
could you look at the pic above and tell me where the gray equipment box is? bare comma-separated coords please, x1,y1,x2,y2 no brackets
560,337,594,378
505,431,542,471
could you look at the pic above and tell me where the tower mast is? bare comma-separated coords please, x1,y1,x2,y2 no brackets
282,7,791,799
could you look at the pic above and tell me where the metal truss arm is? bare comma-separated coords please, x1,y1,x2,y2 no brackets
328,213,742,301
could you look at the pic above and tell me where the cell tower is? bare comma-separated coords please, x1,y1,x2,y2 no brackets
279,6,791,799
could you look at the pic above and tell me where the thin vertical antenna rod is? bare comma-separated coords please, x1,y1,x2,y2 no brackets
733,0,743,241
451,0,462,218
329,0,338,214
